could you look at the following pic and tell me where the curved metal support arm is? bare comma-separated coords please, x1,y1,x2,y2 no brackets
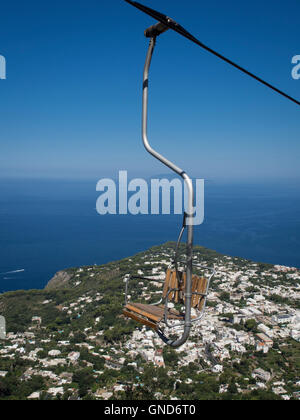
143,38,184,177
142,37,194,348
163,288,184,329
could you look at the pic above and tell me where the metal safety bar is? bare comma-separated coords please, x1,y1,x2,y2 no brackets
125,275,164,306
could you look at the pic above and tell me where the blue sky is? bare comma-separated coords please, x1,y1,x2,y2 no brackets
0,0,299,182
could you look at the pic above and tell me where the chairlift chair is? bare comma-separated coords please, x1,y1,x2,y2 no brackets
122,19,216,347
123,262,215,345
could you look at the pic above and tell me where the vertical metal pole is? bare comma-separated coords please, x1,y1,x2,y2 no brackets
142,38,194,348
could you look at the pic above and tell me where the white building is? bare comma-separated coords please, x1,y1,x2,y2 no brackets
252,368,271,382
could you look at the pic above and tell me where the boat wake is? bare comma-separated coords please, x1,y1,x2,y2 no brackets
0,269,25,276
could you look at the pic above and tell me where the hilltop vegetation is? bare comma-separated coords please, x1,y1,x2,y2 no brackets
0,243,299,400
0,243,221,337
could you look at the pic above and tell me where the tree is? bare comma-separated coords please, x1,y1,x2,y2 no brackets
220,292,231,302
244,319,258,333
163,348,179,366
73,369,94,398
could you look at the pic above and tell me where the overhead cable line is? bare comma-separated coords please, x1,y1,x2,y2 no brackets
124,0,300,106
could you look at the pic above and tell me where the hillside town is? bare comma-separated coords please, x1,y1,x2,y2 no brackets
0,244,299,400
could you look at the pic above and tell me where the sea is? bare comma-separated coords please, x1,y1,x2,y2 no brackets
0,177,299,293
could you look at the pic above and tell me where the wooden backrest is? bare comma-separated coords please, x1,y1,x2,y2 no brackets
162,270,179,303
162,270,208,309
191,274,208,310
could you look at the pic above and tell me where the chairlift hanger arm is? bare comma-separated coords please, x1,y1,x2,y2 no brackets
141,36,194,349
124,0,300,107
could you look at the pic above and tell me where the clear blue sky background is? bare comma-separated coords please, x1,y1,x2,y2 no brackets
0,0,299,182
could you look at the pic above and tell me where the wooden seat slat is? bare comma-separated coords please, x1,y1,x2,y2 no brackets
126,303,161,322
123,310,158,331
124,303,184,321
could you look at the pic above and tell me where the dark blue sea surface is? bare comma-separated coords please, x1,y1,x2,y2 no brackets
0,178,299,292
